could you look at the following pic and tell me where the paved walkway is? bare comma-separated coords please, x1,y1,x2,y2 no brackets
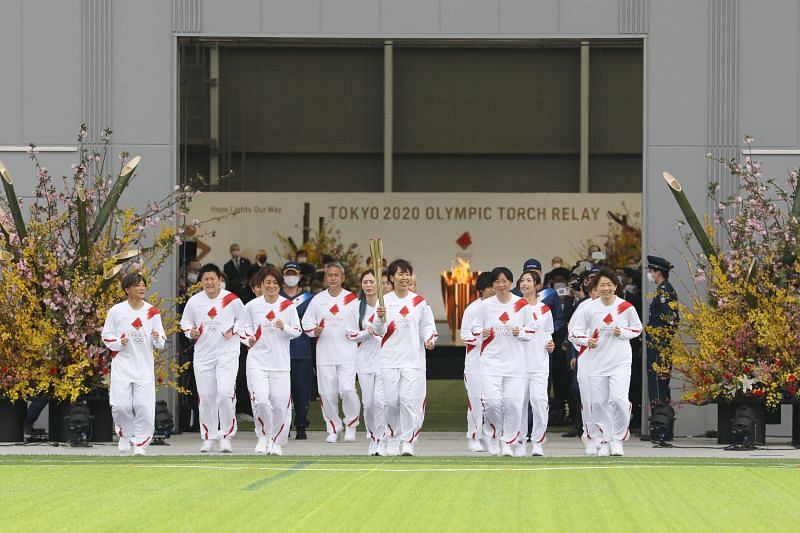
3,431,799,458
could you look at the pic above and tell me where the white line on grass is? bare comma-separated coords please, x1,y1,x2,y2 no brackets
60,463,755,473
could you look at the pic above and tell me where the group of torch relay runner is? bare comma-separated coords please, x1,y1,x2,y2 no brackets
101,256,641,457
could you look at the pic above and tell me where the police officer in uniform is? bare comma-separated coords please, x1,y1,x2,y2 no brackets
645,256,679,408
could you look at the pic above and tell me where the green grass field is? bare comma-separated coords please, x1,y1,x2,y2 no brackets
3,455,799,532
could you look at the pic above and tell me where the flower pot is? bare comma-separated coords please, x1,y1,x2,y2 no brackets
717,399,768,445
0,399,26,442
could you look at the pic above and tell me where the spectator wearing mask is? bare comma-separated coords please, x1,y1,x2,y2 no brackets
223,243,252,292
280,262,314,440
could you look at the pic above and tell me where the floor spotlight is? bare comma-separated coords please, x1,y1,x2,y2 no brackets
649,404,675,445
731,405,759,450
152,400,174,445
65,402,92,447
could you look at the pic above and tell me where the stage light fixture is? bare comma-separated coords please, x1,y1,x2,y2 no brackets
731,405,759,449
65,402,92,447
152,400,174,445
649,404,675,443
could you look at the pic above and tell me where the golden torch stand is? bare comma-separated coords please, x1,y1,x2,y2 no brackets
440,272,478,342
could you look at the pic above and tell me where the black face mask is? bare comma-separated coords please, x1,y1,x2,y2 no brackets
257,255,267,263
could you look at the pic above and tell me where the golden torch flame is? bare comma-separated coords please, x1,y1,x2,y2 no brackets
441,258,479,341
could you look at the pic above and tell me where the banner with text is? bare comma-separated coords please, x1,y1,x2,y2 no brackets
189,193,641,319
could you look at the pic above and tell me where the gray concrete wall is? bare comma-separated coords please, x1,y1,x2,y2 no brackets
2,0,800,436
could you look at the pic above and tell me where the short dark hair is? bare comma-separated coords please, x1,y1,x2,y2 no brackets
388,259,413,277
199,263,221,279
596,267,620,287
475,272,493,293
121,272,146,290
253,266,283,287
490,266,513,284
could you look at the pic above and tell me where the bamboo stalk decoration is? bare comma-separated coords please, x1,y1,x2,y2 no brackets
0,160,28,240
663,172,718,260
369,238,384,308
88,155,141,243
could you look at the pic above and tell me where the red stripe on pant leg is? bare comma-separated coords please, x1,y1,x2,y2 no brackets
223,418,236,438
272,423,285,443
346,417,358,427
329,420,337,434
622,402,632,441
387,424,394,437
202,424,209,440
490,423,497,438
581,405,592,439
537,432,547,444
505,431,520,445
258,417,266,436
136,437,151,447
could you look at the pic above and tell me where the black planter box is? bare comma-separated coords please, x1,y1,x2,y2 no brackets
0,399,26,442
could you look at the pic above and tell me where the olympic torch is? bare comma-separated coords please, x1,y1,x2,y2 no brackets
369,238,384,308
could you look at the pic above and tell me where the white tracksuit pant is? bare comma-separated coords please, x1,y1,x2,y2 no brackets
110,380,155,448
381,368,425,444
317,364,360,436
464,372,483,441
520,372,549,445
481,375,525,445
194,354,239,441
578,374,631,442
358,372,386,443
247,368,292,445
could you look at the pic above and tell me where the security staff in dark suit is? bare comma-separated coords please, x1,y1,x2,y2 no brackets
223,243,252,292
279,261,314,440
646,255,679,408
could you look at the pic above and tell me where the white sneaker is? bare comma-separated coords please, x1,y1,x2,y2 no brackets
133,446,147,456
598,442,611,457
219,439,232,453
487,438,500,456
200,440,216,453
468,439,485,453
344,426,357,442
513,443,527,457
376,441,388,456
531,443,544,456
500,442,514,457
400,442,414,456
610,440,624,457
325,432,338,443
270,443,283,456
585,439,599,456
387,439,400,456
368,440,378,456
255,437,269,454
117,438,131,453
